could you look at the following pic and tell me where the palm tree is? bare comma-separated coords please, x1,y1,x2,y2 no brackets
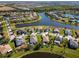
61,38,68,54
49,35,56,53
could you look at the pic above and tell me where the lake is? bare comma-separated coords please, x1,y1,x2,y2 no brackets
16,13,79,30
22,52,64,58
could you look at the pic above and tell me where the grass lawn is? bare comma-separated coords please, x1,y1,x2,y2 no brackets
9,45,79,58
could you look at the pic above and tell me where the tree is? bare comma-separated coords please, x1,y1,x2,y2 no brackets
34,43,41,50
49,35,56,53
61,38,68,54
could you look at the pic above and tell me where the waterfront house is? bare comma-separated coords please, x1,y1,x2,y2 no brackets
0,44,12,54
32,12,37,17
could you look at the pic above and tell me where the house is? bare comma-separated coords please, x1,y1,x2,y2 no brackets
69,16,74,20
76,16,79,20
36,28,42,34
0,34,3,39
16,44,28,50
63,14,74,19
68,39,78,49
69,19,76,23
10,35,15,40
64,28,72,36
75,31,79,43
75,31,79,38
0,25,3,31
0,44,12,54
53,28,59,34
8,28,12,32
9,31,13,35
42,33,49,44
14,35,25,47
7,26,11,29
54,34,63,46
0,22,2,25
61,18,66,22
64,35,75,41
29,33,38,45
17,30,27,35
44,28,49,32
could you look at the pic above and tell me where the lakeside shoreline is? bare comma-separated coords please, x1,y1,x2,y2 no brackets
45,13,79,27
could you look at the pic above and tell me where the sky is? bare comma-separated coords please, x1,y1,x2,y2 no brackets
0,0,79,1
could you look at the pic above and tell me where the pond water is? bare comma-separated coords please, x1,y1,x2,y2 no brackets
16,13,79,30
22,52,64,58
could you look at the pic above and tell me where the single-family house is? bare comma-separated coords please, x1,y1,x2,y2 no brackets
75,31,79,38
14,36,25,47
42,33,49,44
53,28,60,34
17,30,27,35
29,33,38,45
64,29,72,36
0,44,12,54
68,39,78,49
54,34,63,46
